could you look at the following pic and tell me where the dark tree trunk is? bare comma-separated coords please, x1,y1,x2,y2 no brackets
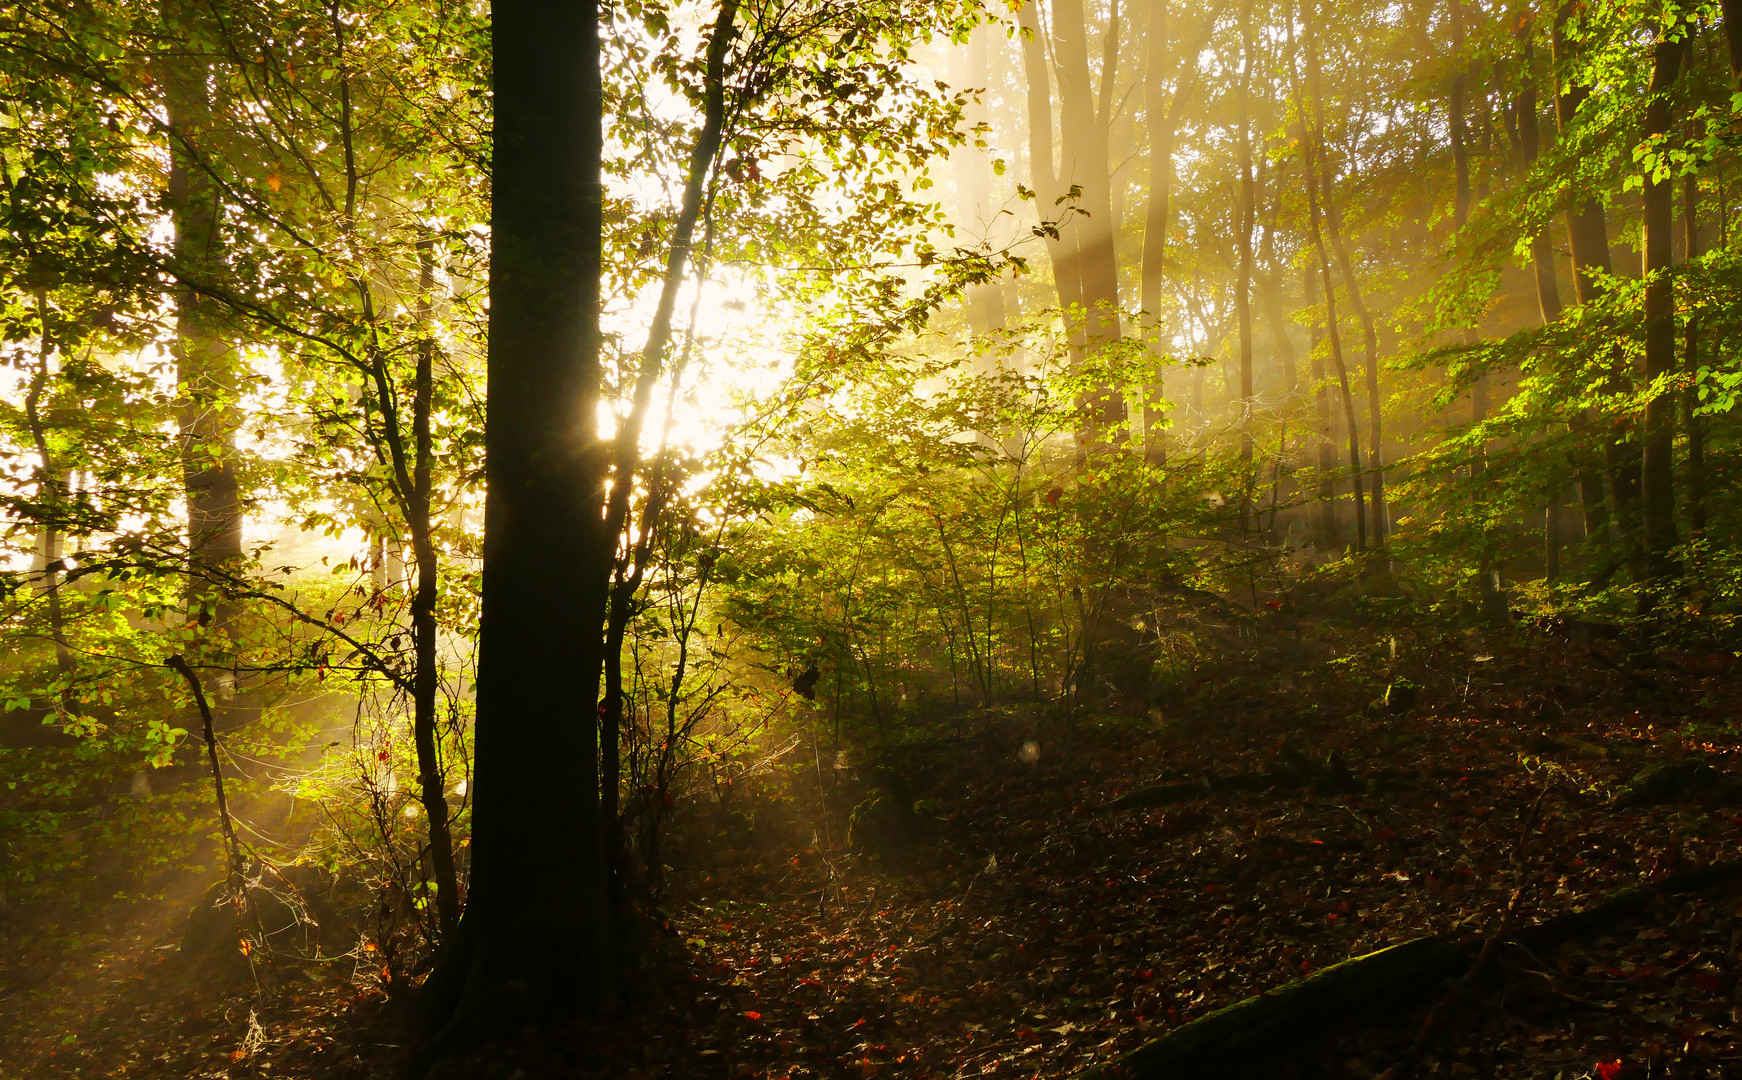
418,0,613,1041
1554,2,1640,575
1683,170,1707,537
409,241,460,938
1722,0,1742,89
1514,12,1581,578
1640,27,1688,587
599,0,739,926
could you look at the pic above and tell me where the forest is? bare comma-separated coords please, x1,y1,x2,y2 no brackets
4,0,1742,1075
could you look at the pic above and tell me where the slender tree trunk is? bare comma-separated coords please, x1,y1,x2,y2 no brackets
1052,0,1120,342
1450,0,1489,481
167,655,246,897
1517,54,1564,325
1306,223,1338,547
1683,170,1707,536
1258,159,1299,398
955,22,1008,334
1640,27,1688,587
25,294,74,687
1554,2,1640,574
1306,74,1383,543
162,0,243,632
1296,6,1364,552
599,0,737,926
418,0,613,1040
1514,12,1579,578
1051,0,1125,452
1018,2,1082,317
409,241,460,938
1235,0,1256,532
1560,8,1623,560
1140,7,1214,465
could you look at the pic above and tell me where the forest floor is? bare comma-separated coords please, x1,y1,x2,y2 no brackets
6,615,1742,1079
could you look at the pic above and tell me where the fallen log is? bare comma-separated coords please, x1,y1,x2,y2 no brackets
1073,861,1742,1080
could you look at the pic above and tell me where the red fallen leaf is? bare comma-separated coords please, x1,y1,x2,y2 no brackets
745,1011,762,1021
1595,1060,1623,1080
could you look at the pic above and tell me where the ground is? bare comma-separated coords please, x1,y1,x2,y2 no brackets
4,616,1742,1079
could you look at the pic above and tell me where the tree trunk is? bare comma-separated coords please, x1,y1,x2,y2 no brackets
1017,0,1086,328
1296,6,1364,553
954,22,1008,334
1052,0,1120,343
1258,159,1299,399
1514,10,1581,579
1139,6,1213,465
599,0,739,926
162,0,243,633
1722,0,1742,90
1554,2,1640,575
1640,27,1688,588
1050,0,1125,450
418,0,613,1041
1306,228,1337,547
1307,43,1382,546
25,293,75,689
1683,170,1707,537
1450,0,1488,484
410,240,460,939
1235,0,1257,533
1516,43,1563,324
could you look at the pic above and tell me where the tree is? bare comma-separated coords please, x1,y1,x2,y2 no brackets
417,0,614,1032
1639,16,1690,589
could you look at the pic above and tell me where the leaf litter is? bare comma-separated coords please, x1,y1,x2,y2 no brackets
6,623,1742,1079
